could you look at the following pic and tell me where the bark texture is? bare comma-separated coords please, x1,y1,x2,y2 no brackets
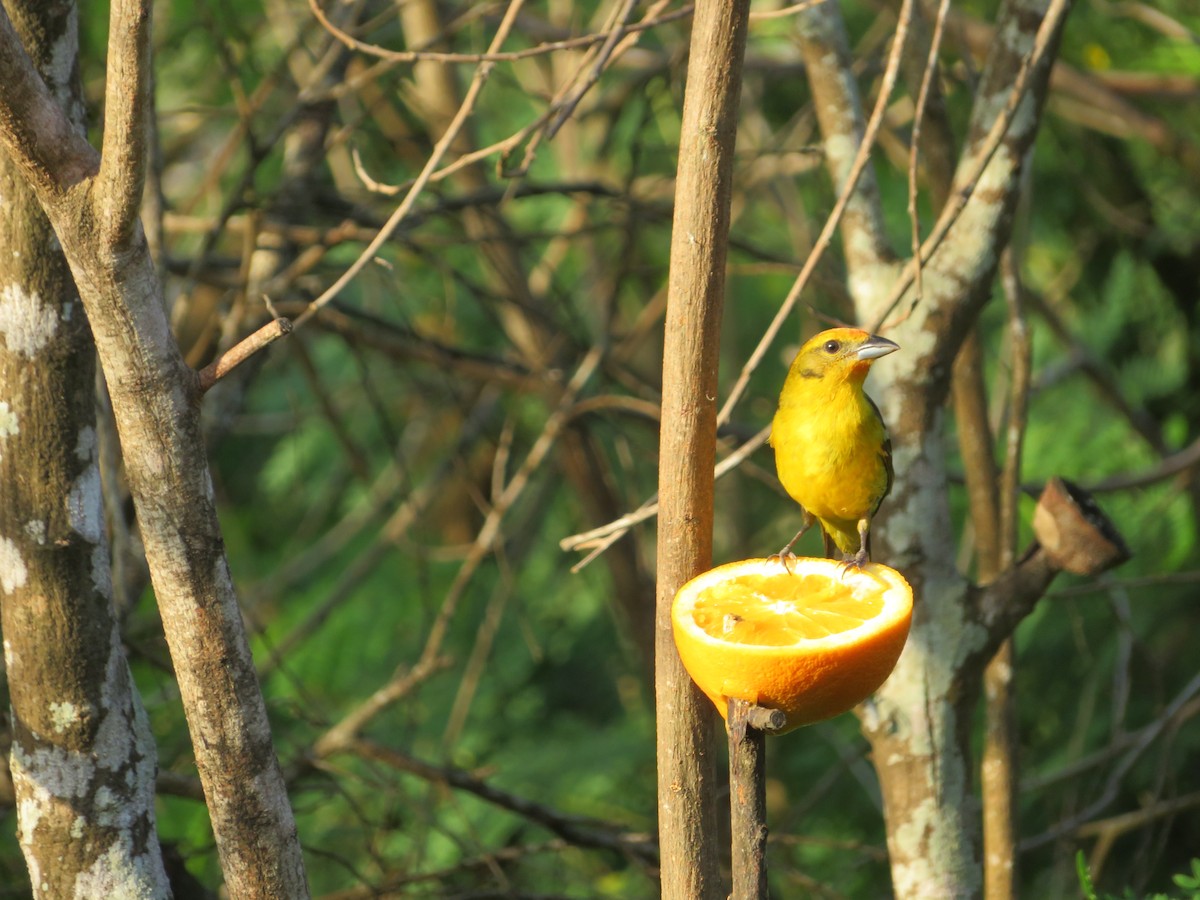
655,2,750,897
0,2,169,896
859,1,1068,896
0,2,309,896
792,0,1071,896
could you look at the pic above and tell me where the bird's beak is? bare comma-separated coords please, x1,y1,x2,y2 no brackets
856,335,900,361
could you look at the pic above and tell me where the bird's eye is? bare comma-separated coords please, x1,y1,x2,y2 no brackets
823,340,841,354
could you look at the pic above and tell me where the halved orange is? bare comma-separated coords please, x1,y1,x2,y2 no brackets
671,557,913,731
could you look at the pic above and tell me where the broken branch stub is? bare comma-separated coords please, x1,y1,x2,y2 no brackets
1032,477,1131,577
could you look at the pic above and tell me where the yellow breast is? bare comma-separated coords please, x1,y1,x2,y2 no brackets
771,382,889,525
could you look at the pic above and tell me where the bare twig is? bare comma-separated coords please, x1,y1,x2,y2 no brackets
545,0,643,139
869,0,1072,333
96,0,153,245
197,317,292,394
1083,788,1200,878
310,348,601,751
310,654,455,759
906,0,953,301
259,389,502,672
294,0,527,327
1089,437,1200,491
330,738,659,867
560,424,771,564
748,1,822,21
1021,670,1200,851
308,0,692,65
1026,286,1167,454
717,0,914,427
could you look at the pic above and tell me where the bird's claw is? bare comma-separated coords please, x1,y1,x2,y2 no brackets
767,550,799,574
837,549,870,578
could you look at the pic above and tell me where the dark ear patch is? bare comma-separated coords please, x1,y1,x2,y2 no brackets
799,368,821,379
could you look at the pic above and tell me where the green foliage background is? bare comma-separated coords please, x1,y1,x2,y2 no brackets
2,1,1199,897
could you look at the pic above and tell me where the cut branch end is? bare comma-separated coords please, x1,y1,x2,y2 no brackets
1032,477,1131,577
198,317,293,394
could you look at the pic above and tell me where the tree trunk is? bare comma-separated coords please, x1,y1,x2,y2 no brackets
785,0,1071,895
0,3,169,896
858,0,1069,894
0,2,310,896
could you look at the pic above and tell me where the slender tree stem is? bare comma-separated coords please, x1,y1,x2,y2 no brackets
728,700,785,899
655,1,750,896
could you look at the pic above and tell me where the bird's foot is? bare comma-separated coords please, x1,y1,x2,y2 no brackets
767,549,799,573
837,548,870,577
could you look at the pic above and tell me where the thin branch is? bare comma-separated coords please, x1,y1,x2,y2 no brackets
717,0,914,426
748,1,822,21
1021,670,1200,851
331,738,659,867
308,349,601,749
1025,286,1167,454
294,0,527,327
96,0,153,245
560,424,771,563
906,0,953,300
1090,437,1200,492
308,0,693,65
1023,697,1200,796
197,317,292,394
0,5,97,192
310,654,455,759
869,0,1073,334
545,0,639,139
320,841,584,899
1082,789,1200,877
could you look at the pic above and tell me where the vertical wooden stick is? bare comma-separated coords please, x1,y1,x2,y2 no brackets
655,1,750,897
728,699,784,899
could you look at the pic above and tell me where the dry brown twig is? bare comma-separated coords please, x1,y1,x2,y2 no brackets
295,0,528,328
561,0,918,567
748,1,823,21
258,389,503,675
1022,670,1200,852
197,317,293,393
717,0,917,428
868,0,1073,333
560,424,771,569
504,0,678,181
309,347,602,754
309,0,693,65
907,0,953,302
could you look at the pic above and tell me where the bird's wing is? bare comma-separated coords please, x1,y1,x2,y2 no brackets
866,394,893,514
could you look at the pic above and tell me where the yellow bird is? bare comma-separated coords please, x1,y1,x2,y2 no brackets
770,327,899,568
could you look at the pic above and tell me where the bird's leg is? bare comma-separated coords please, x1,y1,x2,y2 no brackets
840,518,872,573
769,511,814,572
